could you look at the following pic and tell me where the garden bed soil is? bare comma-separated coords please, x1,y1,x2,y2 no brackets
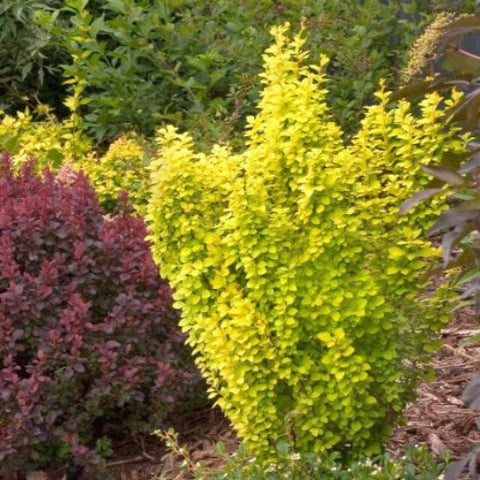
389,307,480,459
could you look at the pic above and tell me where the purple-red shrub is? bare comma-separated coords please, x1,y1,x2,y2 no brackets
0,153,198,475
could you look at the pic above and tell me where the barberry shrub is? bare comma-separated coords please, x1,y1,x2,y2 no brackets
0,108,151,214
0,154,197,476
147,25,467,458
77,135,150,215
0,106,91,171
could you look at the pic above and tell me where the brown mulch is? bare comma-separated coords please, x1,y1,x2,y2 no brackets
105,408,237,480
389,308,480,460
38,308,480,479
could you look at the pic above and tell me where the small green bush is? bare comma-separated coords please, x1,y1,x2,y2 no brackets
0,106,91,171
208,443,448,480
77,134,150,214
147,25,466,457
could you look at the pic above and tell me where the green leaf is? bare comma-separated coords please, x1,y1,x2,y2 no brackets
402,2,417,14
275,438,289,457
65,0,89,12
45,148,64,169
89,16,106,38
423,339,443,353
215,441,226,456
209,69,227,86
105,0,128,14
0,134,19,153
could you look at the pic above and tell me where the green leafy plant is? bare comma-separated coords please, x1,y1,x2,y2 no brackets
0,0,68,112
0,107,151,214
147,25,466,458
156,432,449,480
0,105,91,171
76,134,151,214
29,0,476,144
214,444,449,480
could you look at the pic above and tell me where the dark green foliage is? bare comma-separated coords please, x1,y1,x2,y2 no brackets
40,0,450,142
0,1,68,113
2,0,476,144
0,154,198,476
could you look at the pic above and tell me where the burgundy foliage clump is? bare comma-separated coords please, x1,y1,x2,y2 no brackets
0,154,197,475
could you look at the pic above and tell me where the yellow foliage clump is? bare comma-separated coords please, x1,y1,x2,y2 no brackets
77,135,150,214
147,24,466,457
0,106,91,170
0,108,149,214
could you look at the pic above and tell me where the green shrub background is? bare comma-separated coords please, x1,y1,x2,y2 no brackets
1,0,477,144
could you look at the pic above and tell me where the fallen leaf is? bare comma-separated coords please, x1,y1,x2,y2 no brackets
428,433,449,456
26,472,48,480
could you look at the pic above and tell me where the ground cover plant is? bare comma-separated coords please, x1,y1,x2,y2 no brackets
146,24,468,460
157,431,449,480
39,0,427,142
0,154,199,477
